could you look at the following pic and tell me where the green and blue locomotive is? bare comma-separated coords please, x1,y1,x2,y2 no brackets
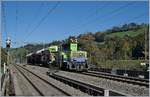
26,38,88,71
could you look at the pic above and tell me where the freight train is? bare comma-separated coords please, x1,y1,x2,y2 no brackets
26,38,88,71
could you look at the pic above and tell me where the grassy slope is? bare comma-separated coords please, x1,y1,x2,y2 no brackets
97,27,146,70
9,48,27,63
97,60,146,71
106,27,145,38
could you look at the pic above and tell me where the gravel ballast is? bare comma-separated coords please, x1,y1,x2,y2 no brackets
22,65,149,96
10,65,41,96
54,71,149,96
23,65,89,96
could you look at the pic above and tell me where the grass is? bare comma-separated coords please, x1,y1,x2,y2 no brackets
106,28,145,38
97,60,147,71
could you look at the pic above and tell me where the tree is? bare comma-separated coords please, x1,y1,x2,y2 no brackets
128,22,139,31
121,24,128,31
84,42,99,65
122,34,132,60
78,32,95,41
132,44,144,59
105,37,116,60
112,26,121,32
94,32,105,42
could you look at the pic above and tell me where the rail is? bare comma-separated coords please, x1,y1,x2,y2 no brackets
15,65,71,96
50,73,128,96
82,71,149,87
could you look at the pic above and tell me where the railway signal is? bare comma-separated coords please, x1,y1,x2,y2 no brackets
5,36,11,71
6,36,11,48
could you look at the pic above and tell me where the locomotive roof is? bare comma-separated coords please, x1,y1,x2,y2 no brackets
26,47,49,56
26,53,33,57
36,48,45,54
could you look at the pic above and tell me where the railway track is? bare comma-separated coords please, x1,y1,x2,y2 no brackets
81,71,149,87
14,65,71,96
13,64,148,96
49,72,127,96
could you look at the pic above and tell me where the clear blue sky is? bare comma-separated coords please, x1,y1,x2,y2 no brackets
2,1,149,48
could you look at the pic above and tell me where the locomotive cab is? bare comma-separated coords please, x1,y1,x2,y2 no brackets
69,51,88,71
61,51,88,71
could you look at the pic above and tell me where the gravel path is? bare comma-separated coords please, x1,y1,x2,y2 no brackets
54,71,149,96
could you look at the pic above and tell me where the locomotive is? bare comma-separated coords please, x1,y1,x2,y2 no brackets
26,38,88,71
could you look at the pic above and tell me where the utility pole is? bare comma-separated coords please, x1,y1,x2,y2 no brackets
23,44,25,64
59,44,62,69
144,26,149,71
43,41,45,49
123,34,129,76
25,48,27,64
23,42,28,64
145,27,148,63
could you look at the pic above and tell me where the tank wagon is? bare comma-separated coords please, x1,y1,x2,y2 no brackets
26,38,88,71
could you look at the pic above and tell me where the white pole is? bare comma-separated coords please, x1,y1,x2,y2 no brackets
4,63,6,73
104,89,109,96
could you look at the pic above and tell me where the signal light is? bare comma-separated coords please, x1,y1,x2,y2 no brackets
6,37,11,48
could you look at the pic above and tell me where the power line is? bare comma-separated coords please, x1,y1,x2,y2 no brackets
24,2,45,35
63,2,108,32
82,2,135,29
77,2,108,24
14,3,18,46
23,1,60,42
100,12,148,31
14,3,44,48
120,13,148,25
67,2,136,36
2,2,7,37
90,2,111,19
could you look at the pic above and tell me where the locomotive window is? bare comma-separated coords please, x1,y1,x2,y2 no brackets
71,52,86,58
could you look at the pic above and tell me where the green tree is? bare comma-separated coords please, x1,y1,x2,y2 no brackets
94,32,105,42
122,34,132,60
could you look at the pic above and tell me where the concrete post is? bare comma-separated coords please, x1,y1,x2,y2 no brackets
104,89,109,96
4,63,6,73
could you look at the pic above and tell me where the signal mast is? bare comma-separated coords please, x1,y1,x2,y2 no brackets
6,36,11,66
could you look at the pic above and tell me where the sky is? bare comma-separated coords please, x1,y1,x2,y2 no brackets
1,1,149,48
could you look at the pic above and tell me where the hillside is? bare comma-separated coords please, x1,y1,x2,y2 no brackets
106,27,145,38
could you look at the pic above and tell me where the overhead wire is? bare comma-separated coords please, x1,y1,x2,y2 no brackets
14,3,41,47
66,1,136,35
14,3,18,46
23,1,60,43
120,13,148,26
77,2,108,25
63,2,108,32
86,2,110,21
13,1,147,48
24,2,45,36
101,12,148,31
2,2,7,37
